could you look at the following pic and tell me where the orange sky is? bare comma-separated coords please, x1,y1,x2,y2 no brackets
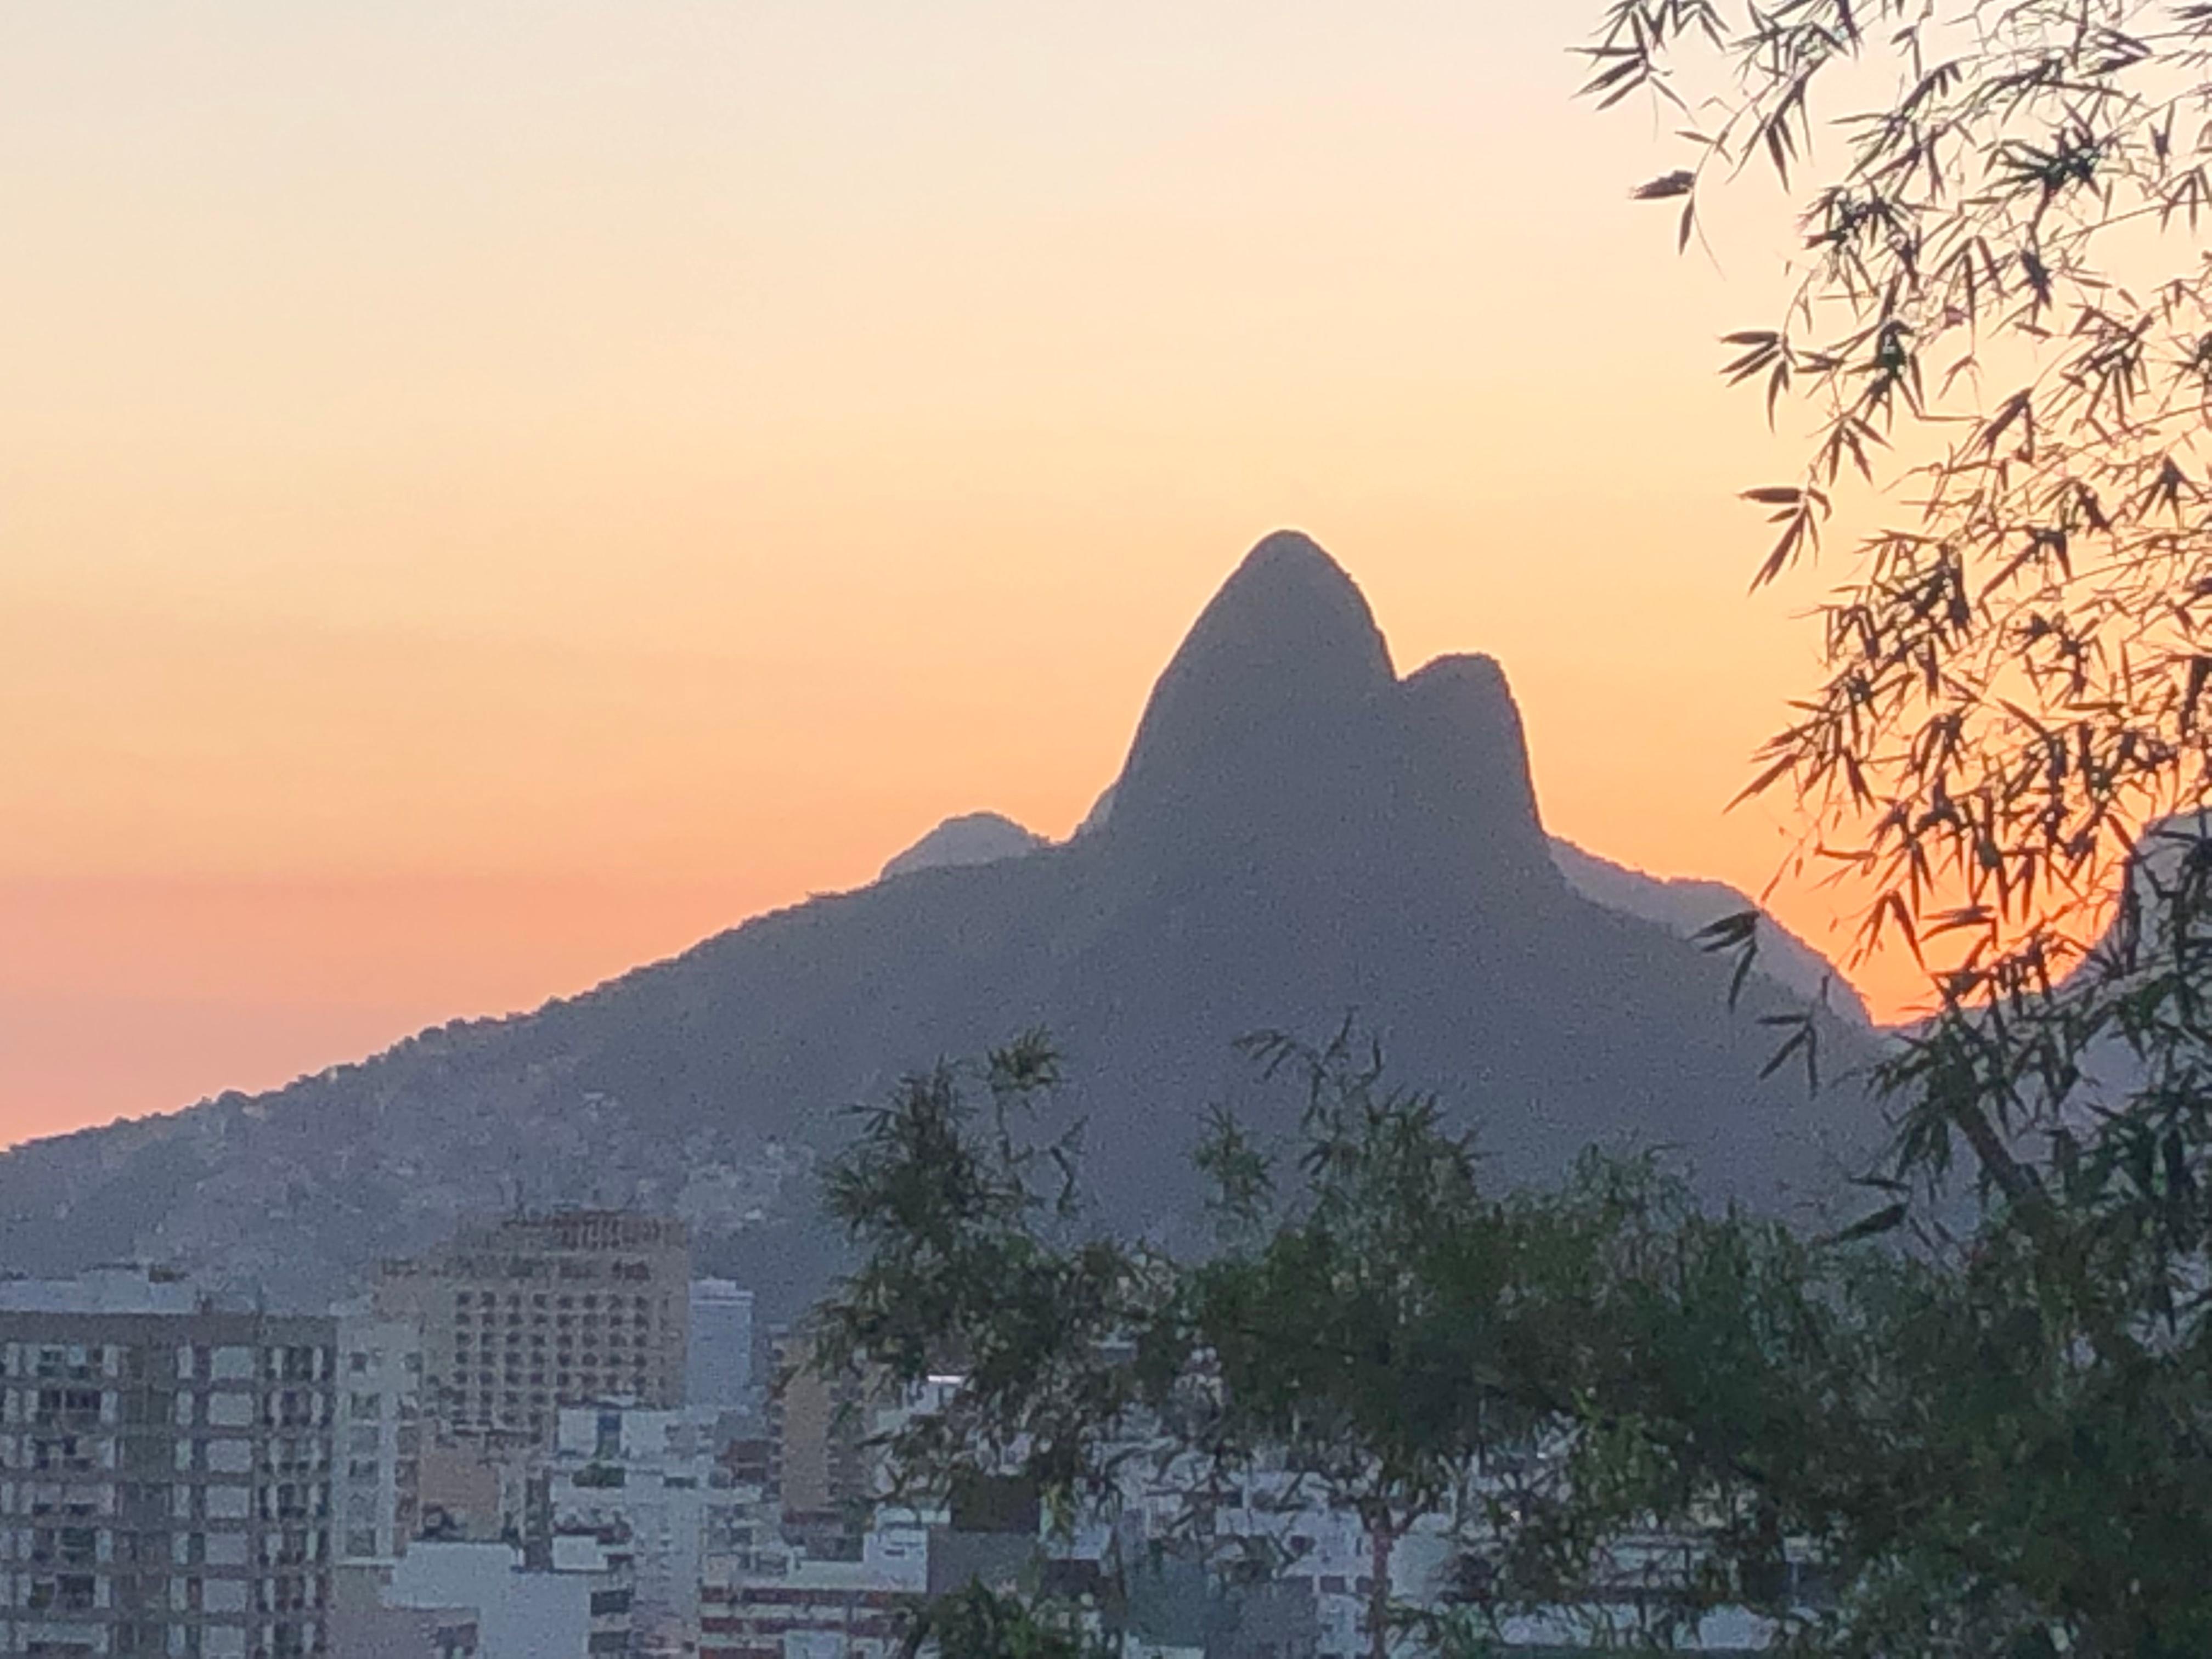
0,3,1912,1148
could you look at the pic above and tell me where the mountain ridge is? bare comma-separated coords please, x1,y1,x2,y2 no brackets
0,532,1882,1314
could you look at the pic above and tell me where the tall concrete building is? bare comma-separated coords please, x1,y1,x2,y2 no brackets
763,1327,874,1564
333,1317,425,1568
684,1283,754,1413
0,1268,419,1659
376,1212,690,1440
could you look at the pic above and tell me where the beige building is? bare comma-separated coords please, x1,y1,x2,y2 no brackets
376,1212,690,1440
764,1327,876,1562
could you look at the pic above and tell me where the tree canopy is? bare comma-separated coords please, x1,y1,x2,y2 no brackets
1594,0,2212,1210
819,1030,2212,1655
810,9,2212,1656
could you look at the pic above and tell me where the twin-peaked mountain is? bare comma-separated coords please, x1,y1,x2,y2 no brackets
0,533,1879,1313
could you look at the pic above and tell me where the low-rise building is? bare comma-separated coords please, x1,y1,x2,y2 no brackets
374,1536,630,1659
698,1559,913,1659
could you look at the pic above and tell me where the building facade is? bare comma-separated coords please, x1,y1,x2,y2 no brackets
697,1564,910,1659
376,1214,690,1440
762,1329,872,1563
374,1537,630,1659
0,1273,420,1659
682,1285,753,1414
546,1404,732,1654
332,1319,424,1568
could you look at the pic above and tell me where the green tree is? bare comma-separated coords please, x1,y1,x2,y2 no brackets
904,1582,1119,1659
821,1030,2212,1654
1578,10,2212,1641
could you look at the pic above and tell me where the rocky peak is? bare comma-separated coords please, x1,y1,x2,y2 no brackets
1105,532,1396,858
1099,532,1558,915
879,812,1046,881
1391,652,1558,893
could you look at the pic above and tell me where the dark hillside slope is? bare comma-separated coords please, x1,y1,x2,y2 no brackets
0,533,1878,1309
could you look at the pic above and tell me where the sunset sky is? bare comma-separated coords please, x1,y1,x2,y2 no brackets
1,2,1894,1148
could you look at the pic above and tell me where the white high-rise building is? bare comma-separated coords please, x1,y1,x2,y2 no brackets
548,1403,738,1654
685,1282,754,1410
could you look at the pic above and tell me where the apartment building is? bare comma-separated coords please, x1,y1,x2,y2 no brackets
376,1214,690,1441
0,1269,419,1659
683,1285,753,1414
761,1328,872,1562
332,1319,424,1567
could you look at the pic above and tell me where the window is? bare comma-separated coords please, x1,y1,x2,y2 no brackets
35,1386,104,1428
32,1434,95,1472
345,1527,379,1558
268,1389,316,1428
349,1393,382,1420
206,1393,253,1429
204,1579,248,1613
28,1526,99,1566
207,1440,253,1474
210,1347,255,1381
206,1486,250,1520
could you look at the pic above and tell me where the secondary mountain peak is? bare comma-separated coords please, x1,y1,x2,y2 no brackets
1393,652,1557,891
880,812,1046,881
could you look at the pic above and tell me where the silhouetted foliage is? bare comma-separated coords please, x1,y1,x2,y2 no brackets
1593,0,2212,1200
902,1581,1118,1659
1585,17,2212,1647
820,1032,2212,1655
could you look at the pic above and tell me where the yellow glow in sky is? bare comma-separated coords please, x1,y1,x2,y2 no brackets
0,3,1903,1146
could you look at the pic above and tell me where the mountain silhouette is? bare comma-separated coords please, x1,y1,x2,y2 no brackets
880,812,1047,881
0,532,1878,1313
1546,839,1868,1022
